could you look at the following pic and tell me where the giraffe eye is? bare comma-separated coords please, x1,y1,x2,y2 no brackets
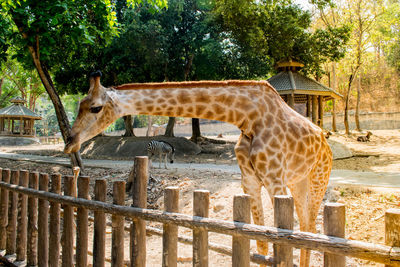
90,106,103,113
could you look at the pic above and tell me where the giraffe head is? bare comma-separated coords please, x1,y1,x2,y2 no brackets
64,71,120,154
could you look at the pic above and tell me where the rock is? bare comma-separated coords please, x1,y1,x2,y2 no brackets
327,139,353,160
80,136,201,159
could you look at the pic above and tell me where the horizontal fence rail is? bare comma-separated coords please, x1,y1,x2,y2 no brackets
0,180,400,265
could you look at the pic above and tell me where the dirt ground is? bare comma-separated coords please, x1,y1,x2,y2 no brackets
1,129,400,266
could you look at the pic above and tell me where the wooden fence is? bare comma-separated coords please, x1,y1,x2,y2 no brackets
0,156,399,266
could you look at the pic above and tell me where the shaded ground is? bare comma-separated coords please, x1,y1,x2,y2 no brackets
0,128,399,266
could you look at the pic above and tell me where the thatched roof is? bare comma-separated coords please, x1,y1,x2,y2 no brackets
268,70,342,100
0,99,41,120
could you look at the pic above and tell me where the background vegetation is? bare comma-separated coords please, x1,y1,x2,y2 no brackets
1,0,400,138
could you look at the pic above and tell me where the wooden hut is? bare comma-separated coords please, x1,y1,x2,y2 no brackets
0,97,42,137
268,59,342,127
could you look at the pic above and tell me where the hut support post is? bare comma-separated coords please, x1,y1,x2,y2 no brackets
318,96,324,128
306,96,311,118
288,93,295,108
312,95,318,124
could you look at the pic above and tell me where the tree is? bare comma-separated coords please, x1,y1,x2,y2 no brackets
0,0,166,169
340,0,382,134
214,0,350,78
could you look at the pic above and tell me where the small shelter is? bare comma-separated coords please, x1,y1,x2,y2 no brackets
268,59,342,127
0,97,42,137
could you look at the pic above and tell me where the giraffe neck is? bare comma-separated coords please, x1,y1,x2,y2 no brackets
109,82,283,131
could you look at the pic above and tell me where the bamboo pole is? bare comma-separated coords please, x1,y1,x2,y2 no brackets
76,176,90,267
163,186,179,267
130,156,148,267
273,195,294,267
94,179,107,267
62,175,75,267
193,190,209,267
16,170,29,262
38,173,49,267
6,170,19,255
49,173,61,267
385,209,400,267
0,169,10,250
1,181,399,265
232,194,251,267
27,172,38,266
112,181,125,267
324,203,346,267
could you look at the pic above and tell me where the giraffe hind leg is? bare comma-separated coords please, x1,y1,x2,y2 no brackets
287,159,331,266
235,134,269,256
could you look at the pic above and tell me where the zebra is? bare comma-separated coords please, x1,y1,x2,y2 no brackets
147,140,175,169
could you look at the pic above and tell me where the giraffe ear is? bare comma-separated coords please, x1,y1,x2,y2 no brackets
89,71,103,98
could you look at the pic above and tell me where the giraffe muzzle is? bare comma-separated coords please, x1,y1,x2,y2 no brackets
64,135,80,154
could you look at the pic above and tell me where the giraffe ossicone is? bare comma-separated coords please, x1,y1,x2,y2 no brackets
64,73,332,266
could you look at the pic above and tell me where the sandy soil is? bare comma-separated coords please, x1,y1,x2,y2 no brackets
1,129,400,266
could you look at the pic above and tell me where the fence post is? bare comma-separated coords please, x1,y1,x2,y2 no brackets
76,176,90,267
94,179,107,267
273,195,294,267
232,194,251,267
16,170,29,262
49,173,61,267
27,172,38,266
0,169,10,250
6,170,19,255
112,181,125,267
38,173,49,267
130,156,148,267
62,175,75,267
193,190,209,267
385,208,400,267
163,186,179,267
324,203,346,267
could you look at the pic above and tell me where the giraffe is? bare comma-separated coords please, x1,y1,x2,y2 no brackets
64,72,332,266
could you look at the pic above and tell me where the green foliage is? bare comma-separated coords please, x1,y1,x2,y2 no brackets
214,0,350,77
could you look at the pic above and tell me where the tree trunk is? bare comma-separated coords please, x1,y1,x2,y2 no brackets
0,78,3,97
355,73,362,132
332,100,337,132
12,14,84,171
344,74,356,136
123,115,135,137
146,116,152,137
164,117,175,137
331,63,338,132
191,118,201,143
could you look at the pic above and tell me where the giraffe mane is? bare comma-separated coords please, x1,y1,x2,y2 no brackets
112,80,279,95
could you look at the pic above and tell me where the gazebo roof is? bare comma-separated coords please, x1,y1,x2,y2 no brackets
267,70,342,100
0,100,42,120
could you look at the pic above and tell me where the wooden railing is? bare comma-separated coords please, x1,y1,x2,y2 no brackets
0,157,399,266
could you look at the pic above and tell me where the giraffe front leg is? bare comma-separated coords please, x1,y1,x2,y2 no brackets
235,134,268,257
